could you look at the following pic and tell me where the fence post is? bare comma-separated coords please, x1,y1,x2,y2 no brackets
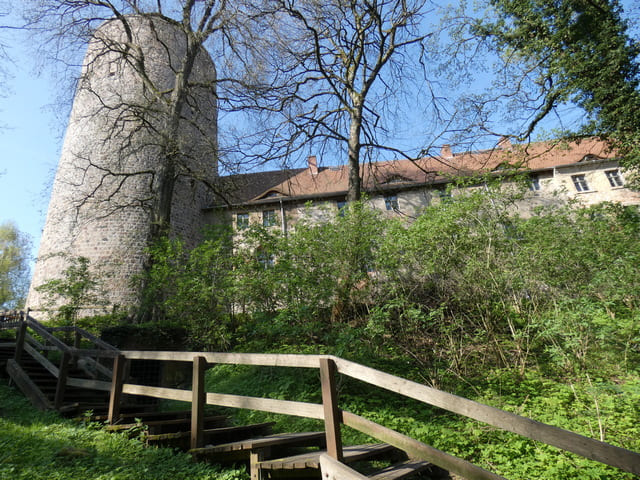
54,351,71,410
13,315,27,365
108,354,126,424
320,357,343,461
191,356,207,450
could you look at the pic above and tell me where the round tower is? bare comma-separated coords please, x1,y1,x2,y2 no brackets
27,15,218,318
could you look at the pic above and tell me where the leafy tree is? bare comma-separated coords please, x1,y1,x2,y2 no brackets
474,0,640,167
0,221,30,309
35,255,105,324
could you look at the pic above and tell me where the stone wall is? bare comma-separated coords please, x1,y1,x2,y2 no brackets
27,15,218,318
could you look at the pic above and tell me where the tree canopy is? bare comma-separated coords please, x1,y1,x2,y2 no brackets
0,221,30,309
474,0,640,168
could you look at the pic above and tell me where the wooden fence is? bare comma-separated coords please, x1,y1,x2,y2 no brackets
4,316,640,480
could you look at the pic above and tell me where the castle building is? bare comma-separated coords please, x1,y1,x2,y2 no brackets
205,138,640,235
27,15,218,318
24,19,639,319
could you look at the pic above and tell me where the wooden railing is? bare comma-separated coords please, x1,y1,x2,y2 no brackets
7,315,119,410
4,315,639,479
107,350,640,480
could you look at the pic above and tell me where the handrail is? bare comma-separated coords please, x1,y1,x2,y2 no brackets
109,350,640,478
5,317,639,479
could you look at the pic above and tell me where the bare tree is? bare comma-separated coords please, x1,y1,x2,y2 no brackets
22,1,246,316
230,0,439,202
23,1,235,238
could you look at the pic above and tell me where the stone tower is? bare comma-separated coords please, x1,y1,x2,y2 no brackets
27,15,218,318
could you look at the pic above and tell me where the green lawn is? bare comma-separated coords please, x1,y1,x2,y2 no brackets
0,382,247,480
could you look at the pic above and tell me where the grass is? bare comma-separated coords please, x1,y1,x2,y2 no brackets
0,382,247,480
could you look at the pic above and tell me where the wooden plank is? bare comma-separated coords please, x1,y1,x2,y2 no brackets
108,354,126,424
71,348,120,358
191,356,207,449
54,352,71,410
342,411,504,480
320,357,343,461
260,444,395,470
320,454,369,480
77,356,113,379
66,377,112,391
107,415,227,432
25,319,71,352
13,321,26,363
23,343,59,378
122,383,192,402
190,431,326,455
205,392,324,419
74,327,120,351
6,359,52,410
120,350,322,368
333,357,640,476
368,459,434,480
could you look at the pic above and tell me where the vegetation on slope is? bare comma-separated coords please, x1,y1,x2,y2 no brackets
40,178,640,479
0,383,246,480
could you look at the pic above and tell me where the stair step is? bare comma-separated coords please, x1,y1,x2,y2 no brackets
368,459,434,480
146,421,276,446
107,415,228,434
190,431,326,459
259,444,396,471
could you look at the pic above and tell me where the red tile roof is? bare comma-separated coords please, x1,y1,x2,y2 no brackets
223,138,617,206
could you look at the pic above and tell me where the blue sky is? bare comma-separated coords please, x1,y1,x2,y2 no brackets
1,29,60,261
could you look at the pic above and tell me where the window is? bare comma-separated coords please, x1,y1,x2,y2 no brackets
571,174,590,192
236,213,249,229
605,169,624,187
529,175,541,191
257,251,275,268
262,210,277,227
384,194,399,211
336,200,347,216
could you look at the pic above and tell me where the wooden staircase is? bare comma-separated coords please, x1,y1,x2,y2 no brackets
4,313,639,480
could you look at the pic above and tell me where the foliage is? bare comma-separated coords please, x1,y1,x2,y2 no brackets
0,383,247,480
36,255,106,324
0,221,31,309
474,0,640,169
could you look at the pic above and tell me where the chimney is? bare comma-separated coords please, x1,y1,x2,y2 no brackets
498,136,512,150
440,144,453,158
308,155,318,176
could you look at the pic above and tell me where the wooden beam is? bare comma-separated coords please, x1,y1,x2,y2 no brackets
13,321,26,364
332,357,640,476
342,411,505,480
205,392,324,419
122,384,192,402
320,357,343,461
121,350,322,368
25,319,71,352
54,352,71,410
108,354,126,425
319,454,369,480
7,359,52,411
67,377,112,391
191,356,207,449
23,343,59,378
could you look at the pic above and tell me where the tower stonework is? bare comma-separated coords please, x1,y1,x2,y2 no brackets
27,15,218,318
